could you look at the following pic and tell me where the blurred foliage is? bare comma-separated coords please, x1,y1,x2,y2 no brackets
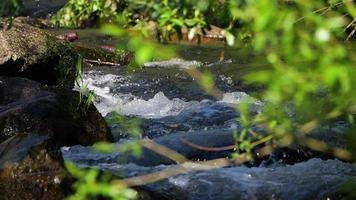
236,0,356,153
51,0,121,27
340,178,356,200
99,112,143,156
0,0,22,17
121,0,209,42
65,162,137,200
53,0,233,42
101,24,175,65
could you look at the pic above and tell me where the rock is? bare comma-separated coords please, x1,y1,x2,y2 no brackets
0,76,112,145
62,130,236,167
204,25,225,40
71,159,356,200
107,101,239,139
51,28,134,66
0,76,112,199
0,133,69,200
21,0,69,18
72,43,133,66
309,121,351,149
13,17,52,28
0,20,78,86
263,121,354,165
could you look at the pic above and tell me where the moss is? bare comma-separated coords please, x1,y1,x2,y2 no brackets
0,19,48,66
0,19,79,87
75,45,121,63
45,36,79,87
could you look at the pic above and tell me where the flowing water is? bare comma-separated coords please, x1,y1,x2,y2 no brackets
62,30,356,199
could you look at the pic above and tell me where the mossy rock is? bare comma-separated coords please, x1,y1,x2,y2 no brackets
0,19,78,87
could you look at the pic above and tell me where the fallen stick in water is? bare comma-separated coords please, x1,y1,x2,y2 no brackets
84,58,121,67
180,137,236,152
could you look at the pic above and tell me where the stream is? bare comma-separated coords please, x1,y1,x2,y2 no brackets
61,30,356,200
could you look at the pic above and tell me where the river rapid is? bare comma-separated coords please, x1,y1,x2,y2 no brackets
62,32,356,200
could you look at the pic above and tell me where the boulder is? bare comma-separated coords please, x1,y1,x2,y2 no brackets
0,76,112,199
0,20,78,87
0,76,112,145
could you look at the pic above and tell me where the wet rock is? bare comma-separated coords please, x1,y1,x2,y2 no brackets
62,130,236,167
263,121,354,165
107,101,239,139
144,159,356,200
52,28,134,66
0,76,112,145
74,44,132,66
0,20,78,86
21,0,69,18
0,133,69,200
81,67,240,102
73,159,356,200
13,17,52,28
309,121,351,149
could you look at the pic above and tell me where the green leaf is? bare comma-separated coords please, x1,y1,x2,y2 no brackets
224,30,235,46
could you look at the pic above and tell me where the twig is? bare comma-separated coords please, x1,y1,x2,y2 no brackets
141,138,188,164
112,143,277,187
297,137,352,160
295,1,348,23
344,17,356,31
84,58,121,67
112,157,231,187
346,24,356,40
180,137,236,152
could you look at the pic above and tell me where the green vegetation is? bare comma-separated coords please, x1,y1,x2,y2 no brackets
52,0,233,42
51,0,119,27
66,162,137,200
235,0,356,158
0,0,22,17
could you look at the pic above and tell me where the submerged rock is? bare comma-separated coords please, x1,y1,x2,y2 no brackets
0,20,78,86
0,76,112,145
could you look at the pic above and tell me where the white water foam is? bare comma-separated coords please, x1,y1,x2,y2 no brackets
79,70,260,118
144,58,202,69
110,92,199,118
